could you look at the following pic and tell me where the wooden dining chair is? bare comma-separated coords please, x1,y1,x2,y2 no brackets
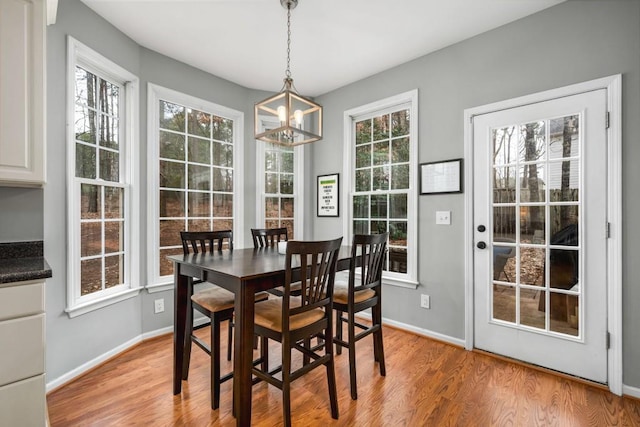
252,237,343,427
251,227,302,297
333,232,388,400
180,230,268,410
251,227,288,248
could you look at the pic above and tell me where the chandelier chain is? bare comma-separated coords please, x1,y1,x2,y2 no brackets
285,3,291,79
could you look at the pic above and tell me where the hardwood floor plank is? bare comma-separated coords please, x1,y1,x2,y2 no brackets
47,324,640,426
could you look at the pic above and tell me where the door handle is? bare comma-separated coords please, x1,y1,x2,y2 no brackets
477,241,487,249
477,225,486,232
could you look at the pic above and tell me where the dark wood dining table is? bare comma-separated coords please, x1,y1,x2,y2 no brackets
169,245,353,427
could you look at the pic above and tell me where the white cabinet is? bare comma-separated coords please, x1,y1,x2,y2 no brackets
0,0,46,187
0,280,46,426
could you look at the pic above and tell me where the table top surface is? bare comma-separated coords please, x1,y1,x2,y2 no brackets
168,245,353,280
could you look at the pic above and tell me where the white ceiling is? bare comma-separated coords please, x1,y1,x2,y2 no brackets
80,0,564,97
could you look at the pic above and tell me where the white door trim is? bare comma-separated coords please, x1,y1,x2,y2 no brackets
463,75,622,395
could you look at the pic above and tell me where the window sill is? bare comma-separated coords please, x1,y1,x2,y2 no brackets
146,281,174,294
335,271,419,290
65,287,142,318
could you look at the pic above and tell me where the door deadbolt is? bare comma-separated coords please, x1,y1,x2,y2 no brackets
476,241,487,249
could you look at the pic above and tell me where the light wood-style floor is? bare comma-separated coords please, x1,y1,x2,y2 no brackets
47,323,640,426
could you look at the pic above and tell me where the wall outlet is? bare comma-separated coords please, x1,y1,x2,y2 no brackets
436,211,451,225
420,294,430,309
154,298,165,314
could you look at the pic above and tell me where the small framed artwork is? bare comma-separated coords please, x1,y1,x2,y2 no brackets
317,173,339,217
420,158,463,195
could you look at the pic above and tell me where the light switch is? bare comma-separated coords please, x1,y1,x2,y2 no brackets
436,211,451,225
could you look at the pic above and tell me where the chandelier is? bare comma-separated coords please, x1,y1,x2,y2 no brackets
254,0,322,146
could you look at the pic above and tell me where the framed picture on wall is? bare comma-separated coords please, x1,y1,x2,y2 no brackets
420,158,463,194
317,173,339,217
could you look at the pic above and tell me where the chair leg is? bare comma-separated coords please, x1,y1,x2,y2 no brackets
282,337,292,427
182,303,194,380
335,310,343,355
325,324,339,419
347,311,358,400
303,338,311,366
373,304,386,376
260,335,269,373
211,315,221,410
227,320,233,361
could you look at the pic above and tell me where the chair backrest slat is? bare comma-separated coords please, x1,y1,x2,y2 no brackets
284,237,342,320
350,233,388,295
180,230,233,255
251,227,288,248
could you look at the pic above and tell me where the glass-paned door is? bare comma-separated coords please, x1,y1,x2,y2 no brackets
474,90,608,383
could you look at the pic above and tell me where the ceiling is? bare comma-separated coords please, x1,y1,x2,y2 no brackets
80,0,564,97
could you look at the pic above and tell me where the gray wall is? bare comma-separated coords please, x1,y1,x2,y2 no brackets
1,0,634,389
312,0,640,387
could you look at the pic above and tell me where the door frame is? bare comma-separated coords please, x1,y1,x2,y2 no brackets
463,75,622,395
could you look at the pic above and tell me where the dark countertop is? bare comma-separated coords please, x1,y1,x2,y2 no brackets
0,241,52,284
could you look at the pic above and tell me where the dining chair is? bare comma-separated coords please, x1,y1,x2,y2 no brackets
333,232,388,400
251,227,288,248
252,237,343,427
180,230,268,410
250,227,302,297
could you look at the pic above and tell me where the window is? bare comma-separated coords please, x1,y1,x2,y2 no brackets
66,37,140,316
255,118,304,238
343,90,418,288
147,84,244,290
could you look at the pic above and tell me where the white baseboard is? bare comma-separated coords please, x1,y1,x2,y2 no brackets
46,317,211,393
355,312,465,348
46,335,142,392
623,384,640,399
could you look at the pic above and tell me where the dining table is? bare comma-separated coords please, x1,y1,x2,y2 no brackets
169,244,354,427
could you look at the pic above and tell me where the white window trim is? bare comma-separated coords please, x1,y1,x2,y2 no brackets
65,36,141,317
342,89,419,289
255,116,305,239
146,83,245,291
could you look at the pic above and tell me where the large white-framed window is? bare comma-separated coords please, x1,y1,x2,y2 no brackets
147,84,244,291
255,117,304,238
66,37,140,317
343,90,418,288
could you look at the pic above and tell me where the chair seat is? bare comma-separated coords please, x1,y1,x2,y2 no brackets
192,287,268,313
254,296,325,332
333,281,376,305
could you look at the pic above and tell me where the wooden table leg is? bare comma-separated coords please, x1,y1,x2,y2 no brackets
173,269,188,395
233,281,255,426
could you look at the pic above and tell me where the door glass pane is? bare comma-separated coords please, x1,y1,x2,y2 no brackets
520,247,545,287
492,284,515,323
519,163,545,203
188,136,210,164
551,206,578,246
188,192,209,216
213,194,233,217
550,249,579,290
549,159,579,202
493,126,518,166
520,206,545,244
493,243,515,282
493,206,516,241
520,288,545,330
549,115,579,159
493,166,516,203
160,190,184,217
550,292,579,337
519,121,546,162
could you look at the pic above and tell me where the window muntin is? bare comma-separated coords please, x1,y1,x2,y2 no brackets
353,109,410,274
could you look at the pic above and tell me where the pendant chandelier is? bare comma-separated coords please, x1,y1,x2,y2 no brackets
254,0,322,146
